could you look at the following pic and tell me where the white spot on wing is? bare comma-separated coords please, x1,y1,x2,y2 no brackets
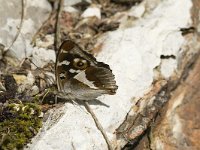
82,60,87,63
59,73,65,78
69,69,81,73
57,60,70,66
69,69,76,73
74,58,80,63
74,71,97,89
61,49,68,53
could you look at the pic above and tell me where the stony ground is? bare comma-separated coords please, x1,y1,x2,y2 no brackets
0,0,199,150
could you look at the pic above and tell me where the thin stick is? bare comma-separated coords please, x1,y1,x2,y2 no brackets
5,0,25,51
55,0,64,51
31,11,55,45
84,102,113,150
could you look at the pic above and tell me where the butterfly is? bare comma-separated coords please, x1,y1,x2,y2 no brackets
55,40,118,101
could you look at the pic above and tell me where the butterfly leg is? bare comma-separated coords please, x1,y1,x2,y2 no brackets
55,95,58,104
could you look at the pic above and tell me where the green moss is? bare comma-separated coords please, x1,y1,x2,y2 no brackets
0,103,42,150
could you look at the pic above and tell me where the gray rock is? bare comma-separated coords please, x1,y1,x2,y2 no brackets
0,0,52,61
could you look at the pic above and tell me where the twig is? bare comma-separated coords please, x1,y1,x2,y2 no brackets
5,0,25,51
55,0,64,51
83,102,113,150
31,11,55,45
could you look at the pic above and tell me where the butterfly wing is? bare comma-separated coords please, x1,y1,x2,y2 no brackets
55,40,118,100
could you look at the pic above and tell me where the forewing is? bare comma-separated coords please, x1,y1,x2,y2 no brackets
56,40,91,91
56,40,118,99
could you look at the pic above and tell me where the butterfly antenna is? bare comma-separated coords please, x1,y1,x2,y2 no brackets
19,32,55,87
28,58,55,86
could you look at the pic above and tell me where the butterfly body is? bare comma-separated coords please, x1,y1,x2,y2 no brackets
55,40,117,101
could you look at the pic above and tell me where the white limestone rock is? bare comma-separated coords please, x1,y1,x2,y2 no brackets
27,0,192,149
0,0,52,61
